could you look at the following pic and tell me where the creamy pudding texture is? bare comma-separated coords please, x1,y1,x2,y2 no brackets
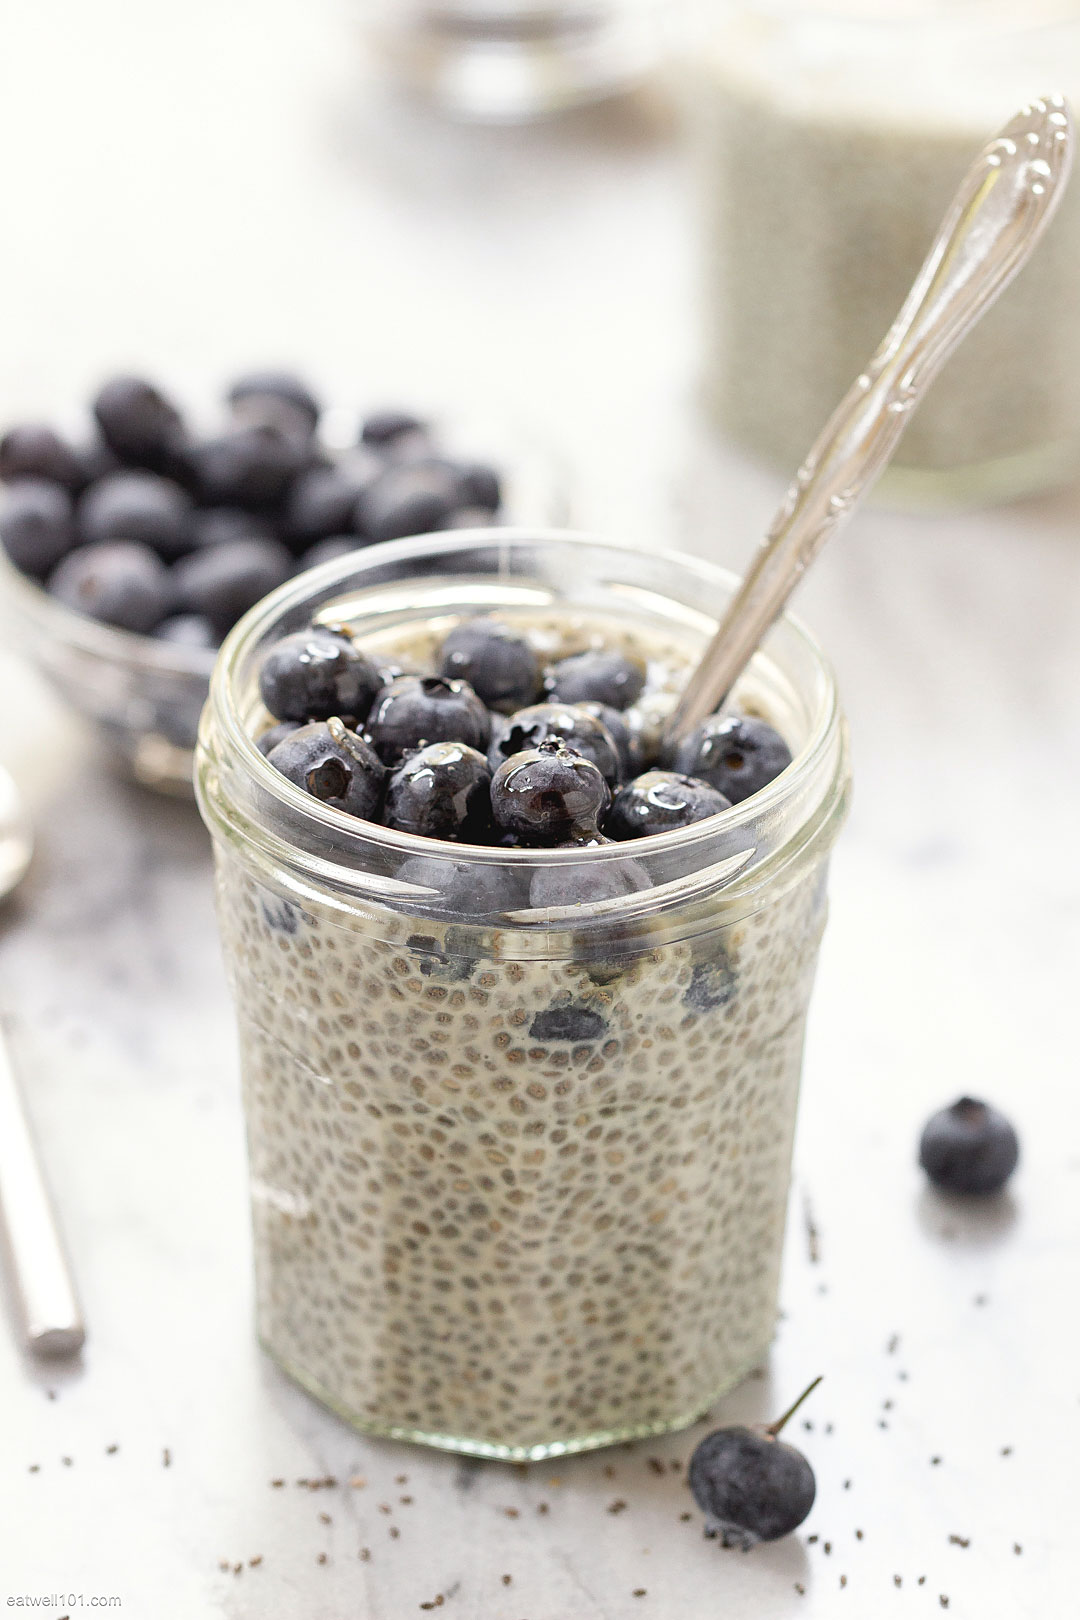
214,608,832,1457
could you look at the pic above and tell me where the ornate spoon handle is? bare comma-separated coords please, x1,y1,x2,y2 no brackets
665,94,1074,745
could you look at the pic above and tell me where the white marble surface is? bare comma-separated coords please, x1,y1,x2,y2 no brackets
2,4,1079,1617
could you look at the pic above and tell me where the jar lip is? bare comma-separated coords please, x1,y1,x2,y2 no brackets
207,527,842,869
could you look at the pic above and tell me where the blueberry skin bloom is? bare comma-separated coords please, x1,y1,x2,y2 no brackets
606,770,730,840
489,702,621,788
437,618,541,714
688,1427,816,1550
0,423,84,491
78,469,194,561
366,674,491,764
919,1096,1019,1195
259,627,383,724
92,374,187,470
266,718,384,820
491,739,611,846
172,537,293,637
671,714,792,805
383,741,492,841
0,478,76,577
48,539,171,633
545,648,645,711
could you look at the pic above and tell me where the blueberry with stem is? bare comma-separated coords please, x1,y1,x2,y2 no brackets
491,737,610,846
919,1097,1019,1195
688,1376,821,1550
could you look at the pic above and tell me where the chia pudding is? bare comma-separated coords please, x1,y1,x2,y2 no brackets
196,531,849,1459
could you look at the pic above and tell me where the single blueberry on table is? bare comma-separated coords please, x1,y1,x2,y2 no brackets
918,1097,1019,1195
545,648,646,711
0,423,84,491
78,469,194,560
152,613,219,649
490,738,610,846
188,424,311,509
688,1378,821,1550
527,843,651,910
48,540,172,633
172,537,293,637
353,460,461,543
671,714,792,805
226,371,320,437
92,375,186,470
529,1002,609,1042
266,717,385,820
258,626,383,724
489,702,621,788
0,479,76,577
437,618,541,714
360,409,429,450
606,771,730,841
383,741,492,841
256,719,303,757
366,673,491,764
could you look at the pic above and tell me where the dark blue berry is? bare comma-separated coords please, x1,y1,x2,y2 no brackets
266,717,384,819
92,375,186,470
296,536,361,572
684,950,738,1013
256,719,303,757
226,371,320,437
394,853,525,918
545,648,645,710
172,537,292,636
152,613,219,649
188,424,310,509
489,702,620,788
490,738,610,846
918,1097,1019,1195
454,462,501,512
689,1426,816,1549
190,506,276,550
606,771,730,840
0,424,84,491
280,466,364,548
529,1002,609,1042
366,674,490,764
671,714,792,805
0,479,75,577
48,540,171,632
353,461,460,542
78,470,193,560
405,931,477,982
258,627,382,723
575,701,641,781
438,618,541,714
360,410,428,450
528,843,650,909
383,741,492,841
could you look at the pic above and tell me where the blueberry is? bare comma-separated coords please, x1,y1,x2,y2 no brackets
576,701,641,781
48,540,171,633
152,613,219,649
438,618,541,714
172,537,292,636
0,424,84,490
190,507,276,549
529,1002,609,1042
489,702,620,788
256,719,302,757
76,438,123,485
92,375,186,470
405,931,477,983
266,717,384,819
454,462,501,512
360,410,429,450
684,951,738,1013
296,536,361,572
226,370,320,438
353,460,460,542
188,424,310,509
394,853,524,918
671,714,792,805
688,1378,821,1549
491,738,610,846
78,469,194,560
366,673,491,764
279,466,364,549
258,626,382,723
528,844,651,909
606,771,730,840
383,741,491,841
918,1097,1019,1195
545,649,645,711
0,479,76,577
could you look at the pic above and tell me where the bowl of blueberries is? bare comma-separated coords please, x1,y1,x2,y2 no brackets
0,371,564,793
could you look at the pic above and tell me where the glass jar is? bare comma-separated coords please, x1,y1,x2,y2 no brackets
195,529,849,1459
689,2,1080,505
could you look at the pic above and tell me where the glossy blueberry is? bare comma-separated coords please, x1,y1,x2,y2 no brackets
266,717,384,819
919,1097,1019,1195
172,537,292,636
152,613,219,649
256,719,303,757
545,648,645,711
438,618,541,714
296,536,360,572
188,424,310,509
576,701,640,781
490,738,610,846
366,673,491,764
688,1427,816,1549
383,741,492,841
353,460,460,542
606,770,730,841
258,626,382,723
279,466,363,549
0,424,84,491
529,1002,609,1042
489,702,620,788
360,410,429,450
454,462,501,512
394,853,525,918
671,714,792,805
226,371,320,437
190,506,276,550
48,540,171,633
78,469,194,560
0,479,76,577
92,375,186,470
528,842,651,910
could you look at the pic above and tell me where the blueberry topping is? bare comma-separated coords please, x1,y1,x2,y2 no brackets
545,648,645,711
78,469,193,560
0,424,84,491
189,506,275,550
48,540,171,633
92,375,186,470
490,737,610,846
405,931,477,982
529,1003,608,1042
0,479,75,578
366,673,490,764
575,701,641,781
354,461,461,542
528,845,650,909
688,1379,820,1549
226,371,320,436
455,462,501,512
266,717,385,819
383,741,492,841
489,702,620,788
671,714,792,805
918,1097,1019,1195
395,853,524,918
360,410,428,450
256,719,303,757
172,537,292,636
152,613,219,649
280,466,364,548
188,424,310,509
258,626,382,723
438,618,541,714
606,770,730,840
296,536,360,572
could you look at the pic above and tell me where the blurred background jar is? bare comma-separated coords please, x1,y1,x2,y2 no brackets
366,0,666,121
688,2,1080,506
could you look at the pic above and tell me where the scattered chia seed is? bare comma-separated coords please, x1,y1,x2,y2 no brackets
878,1420,888,1430
633,1589,647,1598
379,1503,393,1514
670,1461,682,1472
825,1423,833,1434
939,1597,949,1609
390,1527,400,1539
808,1535,818,1544
803,1195,821,1263
401,1495,414,1505
794,1583,805,1595
61,1457,72,1467
680,1513,693,1522
28,1464,39,1473
350,1476,367,1489
46,1390,56,1400
503,1507,520,1518
233,1563,242,1576
918,1576,926,1585
974,1295,988,1306
803,1421,814,1431
317,1553,328,1565
604,1465,617,1479
218,1560,229,1571
106,1445,118,1455
249,1556,262,1567
648,1458,666,1476
502,1575,512,1586
931,1456,942,1466
855,1529,863,1540
824,1541,832,1555
839,1575,847,1588
271,1478,284,1488
1014,1544,1022,1556
360,1548,371,1561
608,1500,628,1514
318,1512,332,1525
883,1400,893,1410
894,1576,902,1587
537,1503,549,1515
887,1334,900,1354
162,1448,171,1468
396,1474,409,1484
1000,1446,1012,1457
842,1480,851,1490
948,1535,970,1548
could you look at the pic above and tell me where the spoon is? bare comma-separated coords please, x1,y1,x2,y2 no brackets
664,94,1074,747
0,765,86,1357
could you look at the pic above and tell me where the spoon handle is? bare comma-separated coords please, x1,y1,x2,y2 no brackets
665,94,1074,744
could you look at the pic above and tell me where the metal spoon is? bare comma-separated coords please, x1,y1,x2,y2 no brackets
0,765,86,1357
664,94,1074,747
